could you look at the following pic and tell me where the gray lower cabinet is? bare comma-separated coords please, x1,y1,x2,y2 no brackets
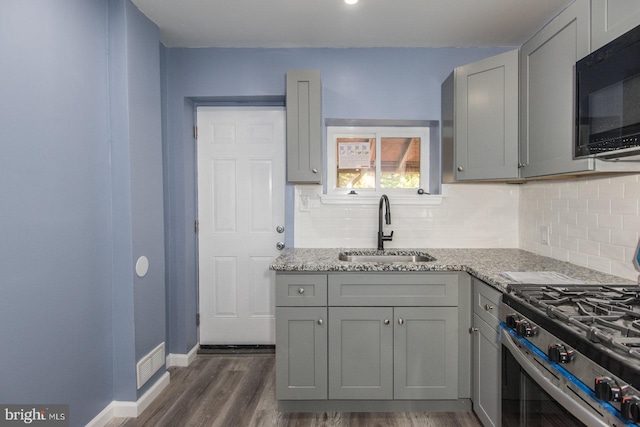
328,306,459,400
471,278,502,427
276,271,469,409
276,307,328,400
328,307,394,400
394,306,458,400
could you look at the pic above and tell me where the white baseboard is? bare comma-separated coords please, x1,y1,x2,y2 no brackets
86,371,170,427
166,343,199,368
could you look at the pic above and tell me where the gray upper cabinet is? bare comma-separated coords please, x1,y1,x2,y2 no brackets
591,0,640,51
286,70,322,184
442,50,520,182
519,0,593,178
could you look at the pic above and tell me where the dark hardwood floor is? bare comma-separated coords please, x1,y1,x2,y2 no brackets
106,354,482,427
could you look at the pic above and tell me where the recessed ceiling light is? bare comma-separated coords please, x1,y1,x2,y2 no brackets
344,0,358,5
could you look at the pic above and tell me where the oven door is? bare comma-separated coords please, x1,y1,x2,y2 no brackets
501,327,613,427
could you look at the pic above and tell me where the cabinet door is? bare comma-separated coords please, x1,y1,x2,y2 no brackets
286,70,322,183
276,307,327,400
328,307,393,399
454,50,519,181
394,307,459,400
591,0,640,51
519,1,593,178
472,313,501,427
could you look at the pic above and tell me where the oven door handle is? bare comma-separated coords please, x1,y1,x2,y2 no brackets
502,329,609,427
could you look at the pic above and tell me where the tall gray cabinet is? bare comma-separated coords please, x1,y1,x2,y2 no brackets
591,0,640,51
286,70,322,184
442,50,519,182
471,278,502,427
519,0,591,178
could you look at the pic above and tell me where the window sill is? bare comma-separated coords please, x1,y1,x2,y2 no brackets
319,193,444,205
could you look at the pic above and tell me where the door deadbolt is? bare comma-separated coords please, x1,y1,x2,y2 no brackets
276,225,285,233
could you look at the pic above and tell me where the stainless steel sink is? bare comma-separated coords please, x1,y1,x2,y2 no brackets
338,252,434,263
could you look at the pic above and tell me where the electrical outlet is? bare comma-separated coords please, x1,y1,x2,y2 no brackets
540,225,550,245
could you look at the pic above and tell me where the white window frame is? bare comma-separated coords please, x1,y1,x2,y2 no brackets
326,125,430,199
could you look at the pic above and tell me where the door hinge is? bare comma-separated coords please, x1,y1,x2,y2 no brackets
194,125,198,140
195,219,199,234
196,313,200,326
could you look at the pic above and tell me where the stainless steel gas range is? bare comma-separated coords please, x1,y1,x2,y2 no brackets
501,283,640,426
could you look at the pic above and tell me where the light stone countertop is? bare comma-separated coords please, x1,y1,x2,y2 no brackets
270,248,636,293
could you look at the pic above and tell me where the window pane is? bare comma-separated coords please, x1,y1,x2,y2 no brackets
336,137,376,189
380,137,420,188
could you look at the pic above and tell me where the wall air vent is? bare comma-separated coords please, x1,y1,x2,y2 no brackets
136,342,165,389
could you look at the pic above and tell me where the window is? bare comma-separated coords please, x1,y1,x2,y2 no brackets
327,125,431,196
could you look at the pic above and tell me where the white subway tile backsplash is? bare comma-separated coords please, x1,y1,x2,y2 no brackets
588,199,611,214
597,213,623,230
624,215,640,232
520,174,640,281
611,198,638,215
599,243,625,261
578,239,600,256
294,174,640,281
295,183,519,249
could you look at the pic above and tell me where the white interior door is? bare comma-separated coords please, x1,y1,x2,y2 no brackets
197,106,285,344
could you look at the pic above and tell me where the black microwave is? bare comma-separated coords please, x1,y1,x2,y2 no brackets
576,23,640,159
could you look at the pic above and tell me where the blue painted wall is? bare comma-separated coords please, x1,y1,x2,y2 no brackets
0,0,165,423
109,0,166,401
163,46,512,354
0,0,114,423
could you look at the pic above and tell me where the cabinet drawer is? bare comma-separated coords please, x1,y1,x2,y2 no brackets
328,273,459,307
276,274,327,306
473,278,501,330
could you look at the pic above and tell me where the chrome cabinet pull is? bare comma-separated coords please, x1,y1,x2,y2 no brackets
485,304,494,311
469,327,479,333
384,319,390,325
298,288,305,294
317,319,323,325
398,318,404,325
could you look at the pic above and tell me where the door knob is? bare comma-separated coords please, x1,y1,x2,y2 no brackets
276,242,285,250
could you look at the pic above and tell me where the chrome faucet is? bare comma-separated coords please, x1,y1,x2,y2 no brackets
378,195,394,250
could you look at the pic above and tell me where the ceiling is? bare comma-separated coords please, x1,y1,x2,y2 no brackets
131,0,575,48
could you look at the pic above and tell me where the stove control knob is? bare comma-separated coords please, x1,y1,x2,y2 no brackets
548,344,575,363
506,314,519,329
595,377,623,402
516,320,538,337
622,395,640,422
